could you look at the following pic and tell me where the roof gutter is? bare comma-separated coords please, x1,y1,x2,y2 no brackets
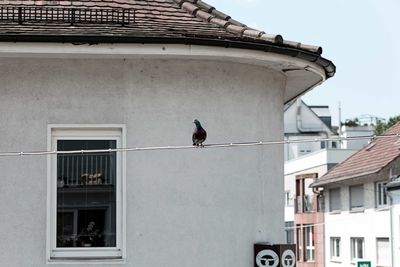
0,34,336,81
311,168,382,187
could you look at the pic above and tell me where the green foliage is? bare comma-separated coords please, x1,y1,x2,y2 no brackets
343,118,359,127
374,115,400,135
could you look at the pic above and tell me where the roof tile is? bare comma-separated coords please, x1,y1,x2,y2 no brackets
313,122,400,187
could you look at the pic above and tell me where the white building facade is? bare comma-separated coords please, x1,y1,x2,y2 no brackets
386,176,400,267
323,177,391,267
312,123,400,267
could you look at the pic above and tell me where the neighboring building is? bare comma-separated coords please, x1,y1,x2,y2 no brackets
312,122,400,267
283,100,373,267
0,1,335,266
284,99,336,161
386,175,400,267
340,125,375,150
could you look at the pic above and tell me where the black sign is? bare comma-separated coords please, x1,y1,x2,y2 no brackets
254,244,296,267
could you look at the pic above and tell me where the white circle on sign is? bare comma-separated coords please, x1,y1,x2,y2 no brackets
256,249,279,267
281,249,295,267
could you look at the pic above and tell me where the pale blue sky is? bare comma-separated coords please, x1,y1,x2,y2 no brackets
206,0,400,126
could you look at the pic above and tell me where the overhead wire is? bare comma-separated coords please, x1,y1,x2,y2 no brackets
0,131,399,231
0,133,399,157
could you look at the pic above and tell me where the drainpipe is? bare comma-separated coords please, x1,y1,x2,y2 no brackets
387,190,394,267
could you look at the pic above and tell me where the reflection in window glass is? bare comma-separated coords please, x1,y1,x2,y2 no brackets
57,140,116,248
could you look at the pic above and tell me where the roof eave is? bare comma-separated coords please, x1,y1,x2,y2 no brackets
311,168,382,188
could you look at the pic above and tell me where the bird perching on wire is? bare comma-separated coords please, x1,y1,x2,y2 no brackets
192,119,207,147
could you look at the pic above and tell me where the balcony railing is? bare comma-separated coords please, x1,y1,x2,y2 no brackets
57,153,116,187
296,195,319,213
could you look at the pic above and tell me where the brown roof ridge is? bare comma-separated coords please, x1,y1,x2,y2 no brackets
173,0,322,54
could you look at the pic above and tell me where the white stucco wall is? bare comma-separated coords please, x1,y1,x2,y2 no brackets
324,182,390,267
0,55,285,267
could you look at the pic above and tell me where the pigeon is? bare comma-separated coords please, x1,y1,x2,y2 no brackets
192,119,207,147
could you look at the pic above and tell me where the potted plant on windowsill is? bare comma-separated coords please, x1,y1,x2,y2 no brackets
77,221,103,247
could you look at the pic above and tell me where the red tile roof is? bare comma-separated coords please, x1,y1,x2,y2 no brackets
312,122,400,187
0,1,335,78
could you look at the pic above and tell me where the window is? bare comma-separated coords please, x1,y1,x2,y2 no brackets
47,126,125,261
297,226,303,261
350,237,364,261
298,143,312,156
350,185,364,211
285,222,294,244
376,181,388,208
305,225,315,262
329,188,341,212
330,237,340,260
331,141,337,149
285,190,293,207
320,141,326,149
376,238,390,267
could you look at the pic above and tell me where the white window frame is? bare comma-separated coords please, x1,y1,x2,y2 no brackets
330,237,341,261
46,125,126,263
305,225,315,262
376,181,388,208
350,237,364,261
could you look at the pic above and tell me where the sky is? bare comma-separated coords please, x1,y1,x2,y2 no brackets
206,0,400,126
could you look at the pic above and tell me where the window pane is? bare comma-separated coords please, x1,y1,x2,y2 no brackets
378,183,382,205
297,226,302,260
285,222,294,244
335,238,340,257
57,140,117,248
305,225,314,261
350,185,364,209
357,239,363,258
330,188,341,211
351,238,364,260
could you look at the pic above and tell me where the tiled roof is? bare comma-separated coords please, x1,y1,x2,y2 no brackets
312,122,400,187
0,1,335,78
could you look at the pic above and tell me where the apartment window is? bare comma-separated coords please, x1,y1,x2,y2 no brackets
297,226,303,261
350,185,364,211
331,141,337,149
376,238,390,267
305,225,315,262
48,126,125,261
329,188,341,212
350,237,364,261
320,141,326,149
376,181,388,208
285,222,294,244
285,190,293,207
330,237,340,260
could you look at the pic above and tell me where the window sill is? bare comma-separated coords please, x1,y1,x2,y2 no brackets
329,210,341,214
330,259,342,263
350,259,363,265
48,258,126,265
376,206,389,211
350,207,364,213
